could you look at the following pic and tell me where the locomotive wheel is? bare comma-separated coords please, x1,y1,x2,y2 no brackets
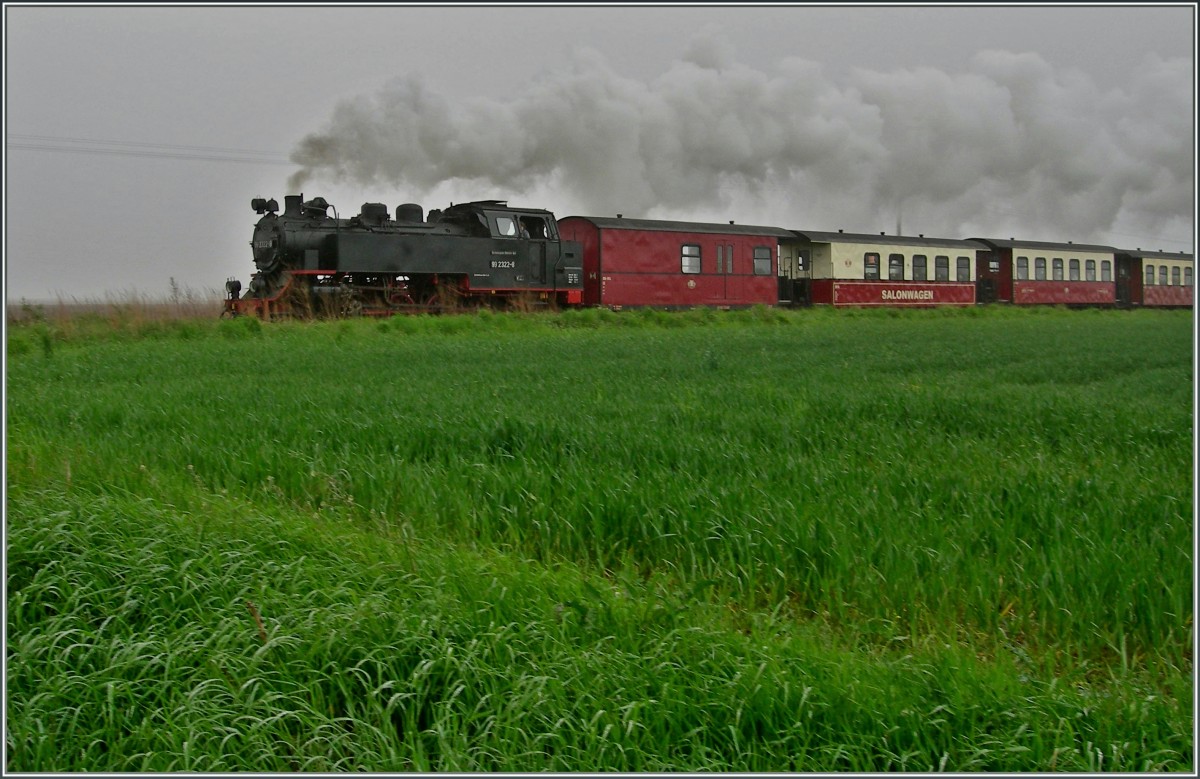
340,295,364,318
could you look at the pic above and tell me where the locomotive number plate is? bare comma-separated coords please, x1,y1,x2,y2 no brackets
490,260,516,269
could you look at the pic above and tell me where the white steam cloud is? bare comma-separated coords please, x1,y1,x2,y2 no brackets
288,35,1193,247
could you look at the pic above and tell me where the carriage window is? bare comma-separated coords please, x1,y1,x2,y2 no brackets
956,257,970,282
753,246,773,275
912,255,927,281
1159,266,1168,286
1085,259,1096,281
1145,265,1155,285
864,253,880,280
1035,258,1046,280
935,256,949,281
1171,266,1181,286
1069,259,1080,281
1052,258,1064,280
1186,267,1193,286
495,216,518,237
1016,257,1029,280
681,244,701,274
1101,260,1111,282
888,254,904,281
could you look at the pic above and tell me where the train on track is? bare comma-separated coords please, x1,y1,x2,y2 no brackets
224,194,1194,318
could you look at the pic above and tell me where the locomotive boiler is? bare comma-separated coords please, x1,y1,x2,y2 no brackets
225,194,585,318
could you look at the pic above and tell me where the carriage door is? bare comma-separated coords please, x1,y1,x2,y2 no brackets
796,248,812,305
975,251,1006,303
1115,254,1136,307
717,242,739,300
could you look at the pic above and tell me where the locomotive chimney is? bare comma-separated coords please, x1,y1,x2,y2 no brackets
284,195,303,217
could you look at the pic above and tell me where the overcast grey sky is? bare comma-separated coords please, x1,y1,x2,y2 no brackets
4,3,1196,302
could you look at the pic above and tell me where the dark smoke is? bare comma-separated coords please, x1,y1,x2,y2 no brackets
288,36,1193,246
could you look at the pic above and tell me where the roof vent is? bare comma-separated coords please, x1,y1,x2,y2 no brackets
729,220,735,225
617,214,623,219
880,232,886,236
838,229,844,233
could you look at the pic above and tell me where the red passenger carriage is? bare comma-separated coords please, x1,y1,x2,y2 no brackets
972,238,1117,306
556,216,796,309
1114,248,1194,308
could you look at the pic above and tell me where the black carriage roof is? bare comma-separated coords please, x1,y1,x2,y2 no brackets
1112,247,1194,261
969,237,1118,253
561,215,795,239
791,230,984,249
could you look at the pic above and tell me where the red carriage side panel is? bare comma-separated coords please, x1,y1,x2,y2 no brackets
811,280,975,306
1142,285,1194,307
558,217,783,308
1011,281,1116,306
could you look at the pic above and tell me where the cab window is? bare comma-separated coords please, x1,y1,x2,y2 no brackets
495,216,518,237
518,216,549,239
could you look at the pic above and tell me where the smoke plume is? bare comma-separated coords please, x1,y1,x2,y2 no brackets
288,35,1193,246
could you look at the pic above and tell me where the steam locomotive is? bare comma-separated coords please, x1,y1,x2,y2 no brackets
224,195,584,318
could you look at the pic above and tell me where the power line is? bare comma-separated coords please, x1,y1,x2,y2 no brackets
6,134,295,166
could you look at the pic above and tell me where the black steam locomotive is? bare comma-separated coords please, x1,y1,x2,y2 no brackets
225,195,585,317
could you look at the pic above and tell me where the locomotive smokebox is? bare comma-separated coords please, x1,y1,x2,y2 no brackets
359,202,389,226
396,203,424,223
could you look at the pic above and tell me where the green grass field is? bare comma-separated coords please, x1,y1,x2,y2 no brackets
6,305,1194,771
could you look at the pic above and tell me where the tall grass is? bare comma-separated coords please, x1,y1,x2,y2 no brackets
6,306,1194,770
